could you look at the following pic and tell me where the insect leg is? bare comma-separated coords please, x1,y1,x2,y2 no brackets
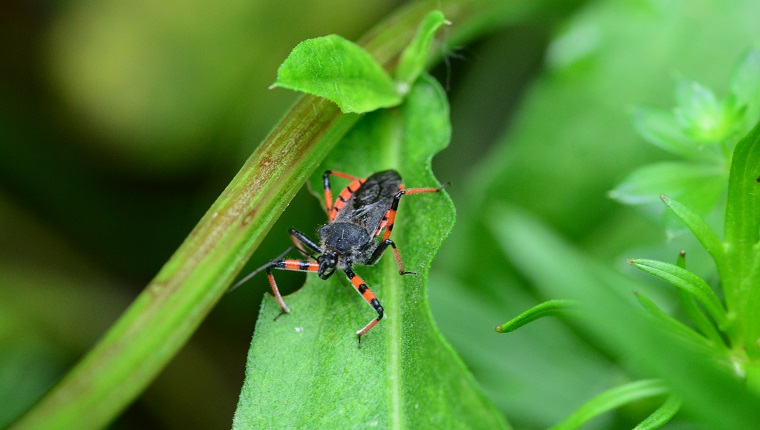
289,228,322,258
367,183,447,276
265,259,319,319
380,184,447,242
322,170,365,221
344,267,383,347
364,239,415,275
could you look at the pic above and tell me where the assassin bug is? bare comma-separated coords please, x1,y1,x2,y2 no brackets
231,169,446,346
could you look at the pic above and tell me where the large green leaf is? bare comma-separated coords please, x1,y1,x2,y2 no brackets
233,75,508,428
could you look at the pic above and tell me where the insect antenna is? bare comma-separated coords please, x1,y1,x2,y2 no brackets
227,246,294,293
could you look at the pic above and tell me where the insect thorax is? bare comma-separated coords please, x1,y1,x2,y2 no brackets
319,222,372,264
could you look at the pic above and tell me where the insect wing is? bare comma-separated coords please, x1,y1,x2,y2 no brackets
335,170,401,233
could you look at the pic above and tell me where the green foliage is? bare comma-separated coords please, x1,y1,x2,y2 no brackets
7,0,760,428
491,204,760,429
611,49,760,231
428,1,760,429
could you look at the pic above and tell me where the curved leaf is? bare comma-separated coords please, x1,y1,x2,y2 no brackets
550,379,668,430
273,35,402,113
633,395,682,430
628,259,727,329
233,75,508,429
395,10,448,91
495,300,577,333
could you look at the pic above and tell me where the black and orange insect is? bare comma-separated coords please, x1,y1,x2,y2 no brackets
231,169,446,346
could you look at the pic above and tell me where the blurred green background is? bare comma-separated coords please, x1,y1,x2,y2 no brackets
2,0,759,428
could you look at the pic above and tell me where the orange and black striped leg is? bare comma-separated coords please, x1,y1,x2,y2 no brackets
288,228,322,258
322,170,364,221
365,239,415,275
344,267,383,347
267,259,319,320
380,185,447,242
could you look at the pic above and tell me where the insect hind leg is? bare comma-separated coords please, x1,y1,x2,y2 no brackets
380,183,447,242
365,239,416,275
322,170,365,222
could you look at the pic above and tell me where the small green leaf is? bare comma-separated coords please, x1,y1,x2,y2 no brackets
629,106,712,160
676,289,725,347
550,380,668,430
633,395,682,430
673,78,733,143
608,161,725,207
495,299,577,333
394,10,448,91
660,194,725,267
233,75,508,429
628,259,727,328
273,35,402,113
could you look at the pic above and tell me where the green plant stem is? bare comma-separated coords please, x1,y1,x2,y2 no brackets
11,1,529,428
723,119,760,357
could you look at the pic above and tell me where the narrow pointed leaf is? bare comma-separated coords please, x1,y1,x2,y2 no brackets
633,292,712,350
628,106,711,160
676,289,725,347
549,379,668,430
674,251,725,345
495,300,577,333
394,10,448,90
233,75,508,429
273,35,402,113
633,395,682,430
660,194,725,269
628,259,726,329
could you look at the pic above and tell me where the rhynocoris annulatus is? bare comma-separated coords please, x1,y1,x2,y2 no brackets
231,169,446,346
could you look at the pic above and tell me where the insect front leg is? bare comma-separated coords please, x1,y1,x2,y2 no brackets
288,228,322,258
266,259,319,319
344,268,383,348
